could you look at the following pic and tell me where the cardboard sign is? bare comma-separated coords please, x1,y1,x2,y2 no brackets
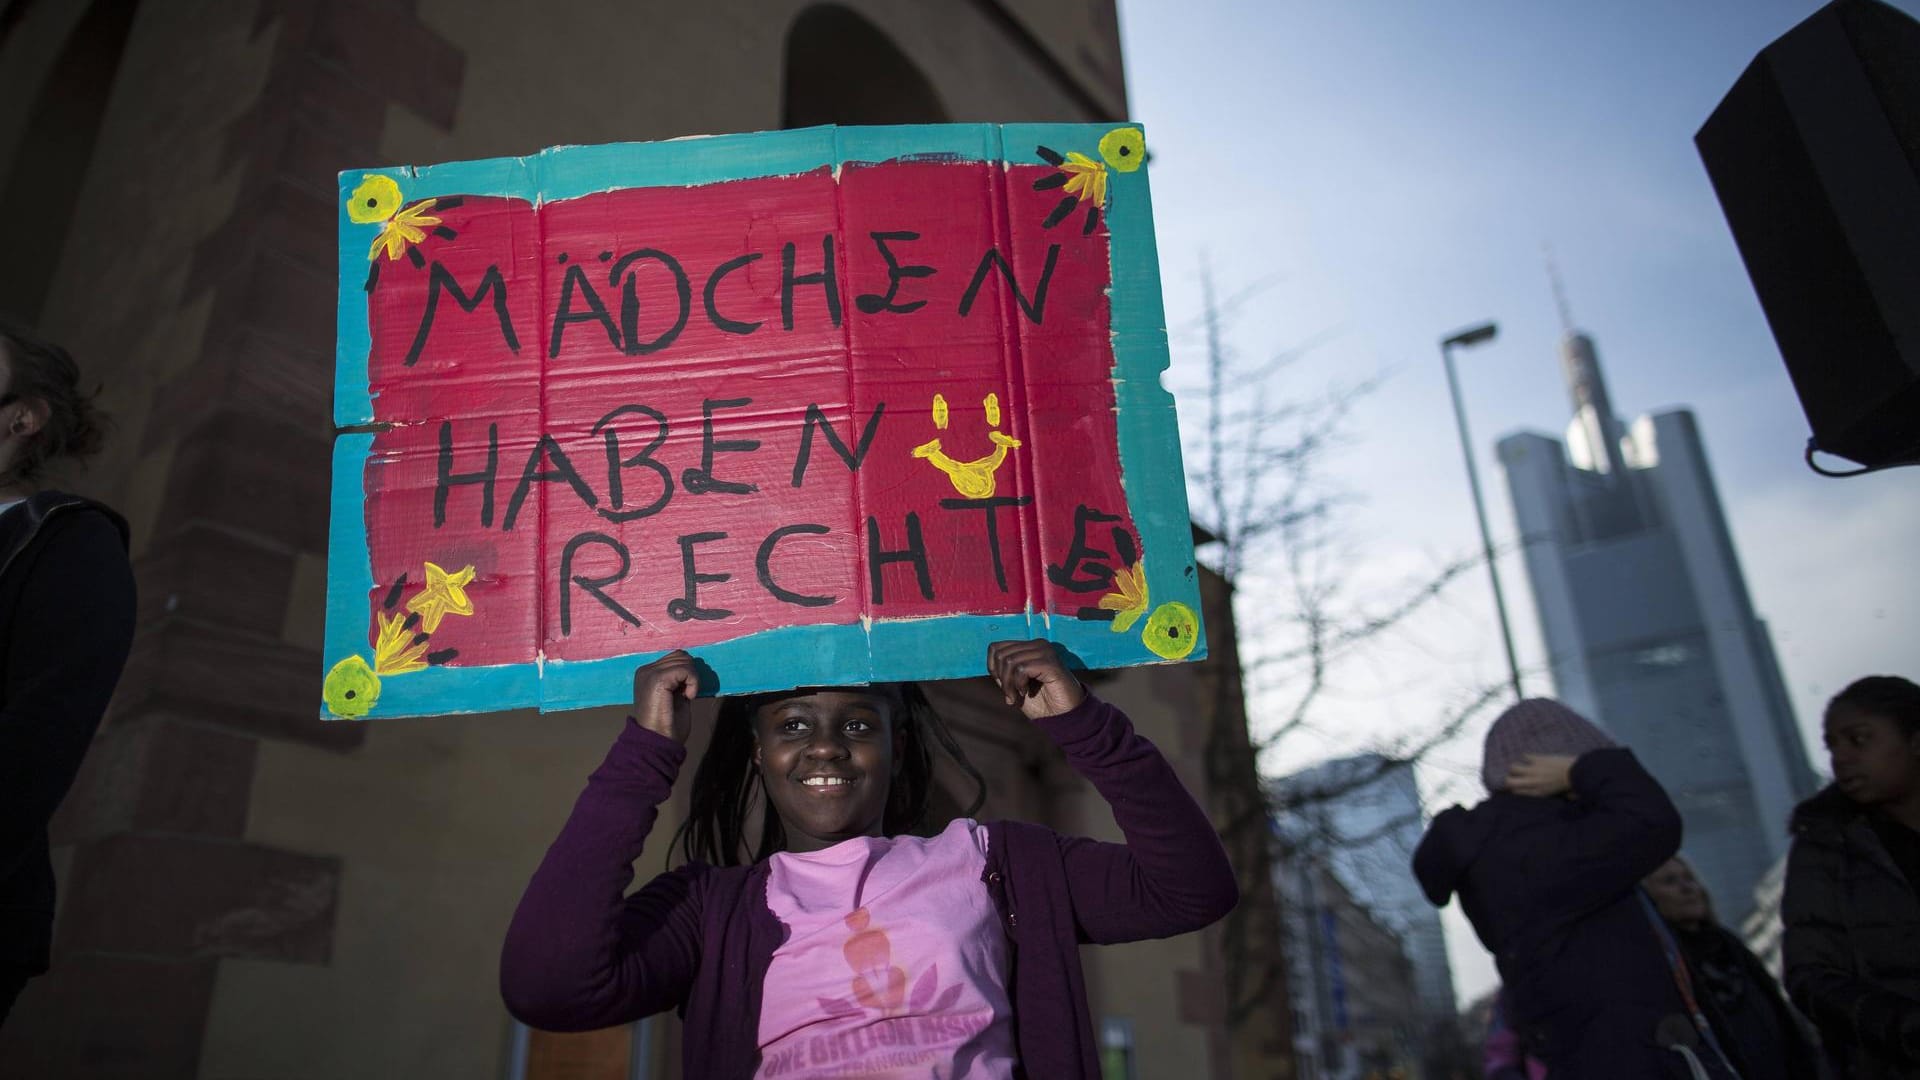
324,124,1202,719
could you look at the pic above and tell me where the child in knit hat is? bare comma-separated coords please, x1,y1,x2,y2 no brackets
1478,697,1619,796
1414,698,1731,1078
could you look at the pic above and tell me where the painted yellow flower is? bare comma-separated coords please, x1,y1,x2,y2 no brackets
1142,601,1199,660
405,561,476,634
1033,144,1111,234
1098,563,1150,633
1059,152,1109,208
368,201,443,263
373,610,432,676
347,174,402,224
324,655,381,718
1098,128,1145,173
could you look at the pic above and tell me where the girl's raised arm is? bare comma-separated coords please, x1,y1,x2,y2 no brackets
987,641,1238,943
500,653,706,1031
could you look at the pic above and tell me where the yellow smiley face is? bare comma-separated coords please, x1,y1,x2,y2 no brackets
911,392,1022,499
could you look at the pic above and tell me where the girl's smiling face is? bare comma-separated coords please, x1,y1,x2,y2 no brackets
1824,704,1920,807
751,690,901,854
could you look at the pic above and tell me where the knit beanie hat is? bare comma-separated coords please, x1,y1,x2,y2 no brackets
1481,698,1615,793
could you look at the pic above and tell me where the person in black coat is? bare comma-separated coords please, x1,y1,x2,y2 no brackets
0,318,136,1026
1783,676,1920,1080
1413,698,1727,1079
1644,855,1826,1079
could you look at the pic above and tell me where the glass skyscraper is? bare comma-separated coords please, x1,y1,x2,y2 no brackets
1497,327,1819,916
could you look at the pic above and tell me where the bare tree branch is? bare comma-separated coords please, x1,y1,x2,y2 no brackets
1185,262,1507,1046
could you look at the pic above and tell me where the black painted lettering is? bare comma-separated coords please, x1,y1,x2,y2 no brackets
756,523,834,607
867,513,933,604
591,404,674,523
610,248,692,355
668,532,732,621
781,235,842,331
791,402,885,487
549,262,620,358
434,420,498,528
405,262,520,368
854,231,934,315
1045,504,1126,592
682,397,761,495
559,532,641,635
703,252,764,335
958,243,1060,324
939,495,1031,593
503,434,598,531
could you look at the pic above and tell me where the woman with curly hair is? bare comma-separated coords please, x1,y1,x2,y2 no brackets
0,317,136,1026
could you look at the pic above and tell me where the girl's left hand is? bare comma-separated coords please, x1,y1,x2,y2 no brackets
988,639,1085,720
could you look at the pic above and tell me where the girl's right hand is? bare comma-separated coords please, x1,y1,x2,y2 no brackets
632,650,700,744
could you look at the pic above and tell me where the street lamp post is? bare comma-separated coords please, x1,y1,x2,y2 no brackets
1440,322,1525,703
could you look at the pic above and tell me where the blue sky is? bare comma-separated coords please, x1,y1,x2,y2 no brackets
1117,0,1920,1004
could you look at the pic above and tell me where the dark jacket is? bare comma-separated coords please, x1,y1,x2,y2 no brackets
0,492,136,975
500,694,1238,1079
1412,748,1694,1078
1675,920,1826,1080
1782,784,1920,1079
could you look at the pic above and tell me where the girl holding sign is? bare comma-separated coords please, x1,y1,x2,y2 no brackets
501,640,1236,1078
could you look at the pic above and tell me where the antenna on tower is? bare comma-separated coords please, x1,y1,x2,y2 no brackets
1544,243,1575,334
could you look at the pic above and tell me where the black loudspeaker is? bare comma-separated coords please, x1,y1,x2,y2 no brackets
1697,0,1920,473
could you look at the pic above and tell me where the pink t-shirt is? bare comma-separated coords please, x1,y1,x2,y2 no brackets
755,819,1016,1079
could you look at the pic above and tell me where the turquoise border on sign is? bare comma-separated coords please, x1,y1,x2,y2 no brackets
335,177,372,428
321,432,542,717
999,123,1204,674
329,124,1203,719
322,432,376,672
336,155,539,427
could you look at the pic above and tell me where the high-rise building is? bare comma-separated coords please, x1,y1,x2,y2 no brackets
1274,857,1424,1080
1275,754,1458,1071
1497,326,1820,915
1741,854,1791,981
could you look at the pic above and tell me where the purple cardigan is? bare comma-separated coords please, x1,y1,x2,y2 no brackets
500,694,1237,1079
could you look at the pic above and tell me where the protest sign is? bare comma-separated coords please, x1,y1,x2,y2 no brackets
325,124,1202,719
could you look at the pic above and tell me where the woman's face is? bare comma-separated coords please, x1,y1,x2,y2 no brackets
0,344,44,484
1643,858,1711,928
1825,705,1920,807
751,689,900,854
